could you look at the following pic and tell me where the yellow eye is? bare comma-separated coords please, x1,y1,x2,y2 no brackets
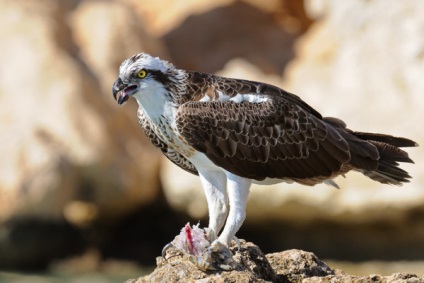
137,69,147,78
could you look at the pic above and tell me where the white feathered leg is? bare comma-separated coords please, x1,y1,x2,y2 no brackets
217,172,252,246
198,170,229,241
189,171,252,271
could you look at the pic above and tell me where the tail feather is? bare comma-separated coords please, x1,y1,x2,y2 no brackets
353,132,418,148
323,117,417,185
368,141,415,163
363,161,411,185
352,132,417,185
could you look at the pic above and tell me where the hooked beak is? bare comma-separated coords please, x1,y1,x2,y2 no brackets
112,78,138,105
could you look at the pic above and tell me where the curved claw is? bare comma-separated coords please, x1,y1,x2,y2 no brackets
232,236,241,251
162,242,174,259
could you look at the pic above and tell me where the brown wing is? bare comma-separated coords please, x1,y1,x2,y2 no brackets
175,98,352,182
137,109,198,175
187,72,323,119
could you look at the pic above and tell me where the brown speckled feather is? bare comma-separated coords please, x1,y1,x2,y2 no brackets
174,72,416,185
125,64,416,185
187,72,322,118
137,109,198,175
176,98,353,182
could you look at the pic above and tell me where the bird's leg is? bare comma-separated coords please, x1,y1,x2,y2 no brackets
162,171,228,260
215,173,251,246
194,173,252,271
198,171,229,242
171,170,232,271
164,172,251,271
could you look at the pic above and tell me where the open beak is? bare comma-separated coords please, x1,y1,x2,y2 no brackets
112,78,138,105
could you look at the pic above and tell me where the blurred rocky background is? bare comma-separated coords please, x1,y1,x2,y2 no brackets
0,0,423,278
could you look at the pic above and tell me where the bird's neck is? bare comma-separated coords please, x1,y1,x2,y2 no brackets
134,68,190,125
135,88,175,124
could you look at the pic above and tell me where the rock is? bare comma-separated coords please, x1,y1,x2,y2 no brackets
120,0,235,36
0,0,163,268
123,0,311,36
303,272,424,283
127,241,278,283
0,0,162,223
266,249,334,282
124,241,424,283
162,1,299,74
70,0,168,94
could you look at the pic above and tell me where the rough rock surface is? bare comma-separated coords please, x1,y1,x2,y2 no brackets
125,241,424,283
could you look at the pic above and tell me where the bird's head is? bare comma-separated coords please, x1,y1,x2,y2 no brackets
112,53,186,106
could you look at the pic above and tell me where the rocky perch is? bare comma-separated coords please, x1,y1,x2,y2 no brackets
125,241,423,283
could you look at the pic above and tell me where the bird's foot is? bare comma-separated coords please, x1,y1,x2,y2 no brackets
162,223,238,271
161,242,174,259
189,240,237,271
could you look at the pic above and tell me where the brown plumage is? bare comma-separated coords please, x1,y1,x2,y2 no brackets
112,53,418,266
174,73,417,186
112,53,417,186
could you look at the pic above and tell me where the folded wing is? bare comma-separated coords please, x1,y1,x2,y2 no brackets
176,98,355,183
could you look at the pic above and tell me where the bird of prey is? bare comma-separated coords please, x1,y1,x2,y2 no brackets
112,53,417,270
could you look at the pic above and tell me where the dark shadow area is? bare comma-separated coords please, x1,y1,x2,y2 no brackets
0,218,85,270
98,198,196,265
238,215,424,261
0,198,196,270
163,1,301,74
97,203,424,265
3,200,423,270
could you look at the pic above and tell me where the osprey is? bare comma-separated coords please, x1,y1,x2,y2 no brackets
113,53,417,269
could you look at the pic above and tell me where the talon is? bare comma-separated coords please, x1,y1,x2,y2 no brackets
189,253,216,271
205,227,216,242
166,224,238,271
162,242,174,259
232,236,241,251
191,240,237,271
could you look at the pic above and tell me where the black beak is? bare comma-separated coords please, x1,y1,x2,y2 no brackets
112,77,126,104
113,78,138,105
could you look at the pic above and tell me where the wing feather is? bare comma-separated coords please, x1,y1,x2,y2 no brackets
176,98,351,181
